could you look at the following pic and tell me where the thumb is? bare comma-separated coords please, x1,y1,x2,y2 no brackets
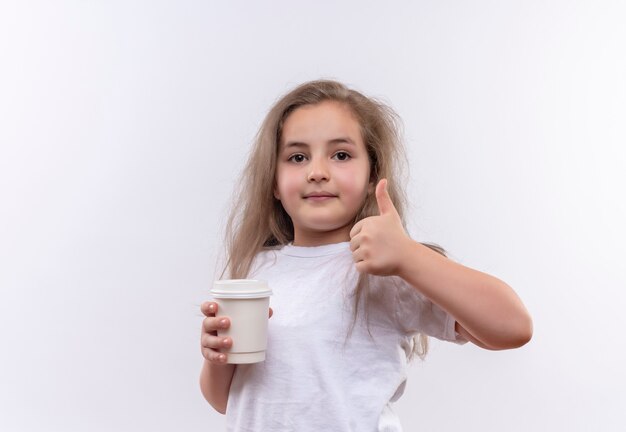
375,178,397,215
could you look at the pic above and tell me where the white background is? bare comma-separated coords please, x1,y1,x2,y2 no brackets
1,1,625,431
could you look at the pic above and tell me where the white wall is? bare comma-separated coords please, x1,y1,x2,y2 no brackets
1,1,625,431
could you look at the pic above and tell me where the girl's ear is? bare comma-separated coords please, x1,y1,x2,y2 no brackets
368,181,375,195
274,188,280,200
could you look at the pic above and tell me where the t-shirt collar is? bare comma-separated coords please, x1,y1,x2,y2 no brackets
280,241,350,257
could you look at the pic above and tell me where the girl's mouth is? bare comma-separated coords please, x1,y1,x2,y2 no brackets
304,196,336,201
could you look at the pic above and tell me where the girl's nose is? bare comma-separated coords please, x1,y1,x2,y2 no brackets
307,158,329,182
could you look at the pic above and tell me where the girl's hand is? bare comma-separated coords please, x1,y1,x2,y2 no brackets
200,302,273,365
200,302,232,365
349,178,411,276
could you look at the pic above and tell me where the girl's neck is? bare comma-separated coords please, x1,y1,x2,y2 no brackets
291,231,351,247
291,239,349,247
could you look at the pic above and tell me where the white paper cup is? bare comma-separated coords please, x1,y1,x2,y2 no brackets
209,279,273,364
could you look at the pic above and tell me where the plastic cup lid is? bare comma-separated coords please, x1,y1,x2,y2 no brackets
210,279,273,299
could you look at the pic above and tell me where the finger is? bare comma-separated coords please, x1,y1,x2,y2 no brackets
375,178,397,216
355,260,367,274
349,234,362,252
201,333,233,350
201,301,217,316
202,346,228,364
203,316,230,334
269,307,274,318
352,247,365,264
349,220,363,239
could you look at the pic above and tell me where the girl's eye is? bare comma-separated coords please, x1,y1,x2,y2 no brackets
333,151,351,161
287,152,351,163
288,154,306,163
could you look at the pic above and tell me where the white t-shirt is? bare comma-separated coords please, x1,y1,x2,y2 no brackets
225,241,466,432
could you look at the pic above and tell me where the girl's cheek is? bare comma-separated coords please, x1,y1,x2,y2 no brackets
336,170,369,193
279,180,301,198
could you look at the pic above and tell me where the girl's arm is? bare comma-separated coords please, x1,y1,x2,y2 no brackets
397,240,533,350
349,179,532,350
199,360,236,414
199,301,239,414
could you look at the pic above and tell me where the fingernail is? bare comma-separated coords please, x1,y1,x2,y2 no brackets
208,303,215,312
220,319,227,327
219,354,226,362
222,338,230,347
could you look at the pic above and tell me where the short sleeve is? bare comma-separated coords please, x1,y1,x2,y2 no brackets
389,276,467,344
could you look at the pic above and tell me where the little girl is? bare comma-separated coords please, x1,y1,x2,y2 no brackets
199,79,533,431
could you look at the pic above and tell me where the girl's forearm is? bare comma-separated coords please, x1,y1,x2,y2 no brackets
199,360,236,414
397,239,532,350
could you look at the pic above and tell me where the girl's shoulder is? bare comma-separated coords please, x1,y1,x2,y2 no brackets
369,274,424,297
248,246,282,278
256,244,283,259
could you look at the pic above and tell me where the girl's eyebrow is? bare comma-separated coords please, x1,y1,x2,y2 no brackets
282,137,356,149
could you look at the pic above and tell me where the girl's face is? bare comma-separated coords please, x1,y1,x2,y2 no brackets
275,100,374,246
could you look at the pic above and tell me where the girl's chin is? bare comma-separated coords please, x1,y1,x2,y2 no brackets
296,220,353,234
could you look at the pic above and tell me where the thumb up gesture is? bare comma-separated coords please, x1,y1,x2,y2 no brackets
349,179,412,276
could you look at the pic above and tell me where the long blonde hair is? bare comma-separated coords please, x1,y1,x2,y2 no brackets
217,79,445,361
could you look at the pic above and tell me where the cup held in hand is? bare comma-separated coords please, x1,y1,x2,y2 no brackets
210,279,273,364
